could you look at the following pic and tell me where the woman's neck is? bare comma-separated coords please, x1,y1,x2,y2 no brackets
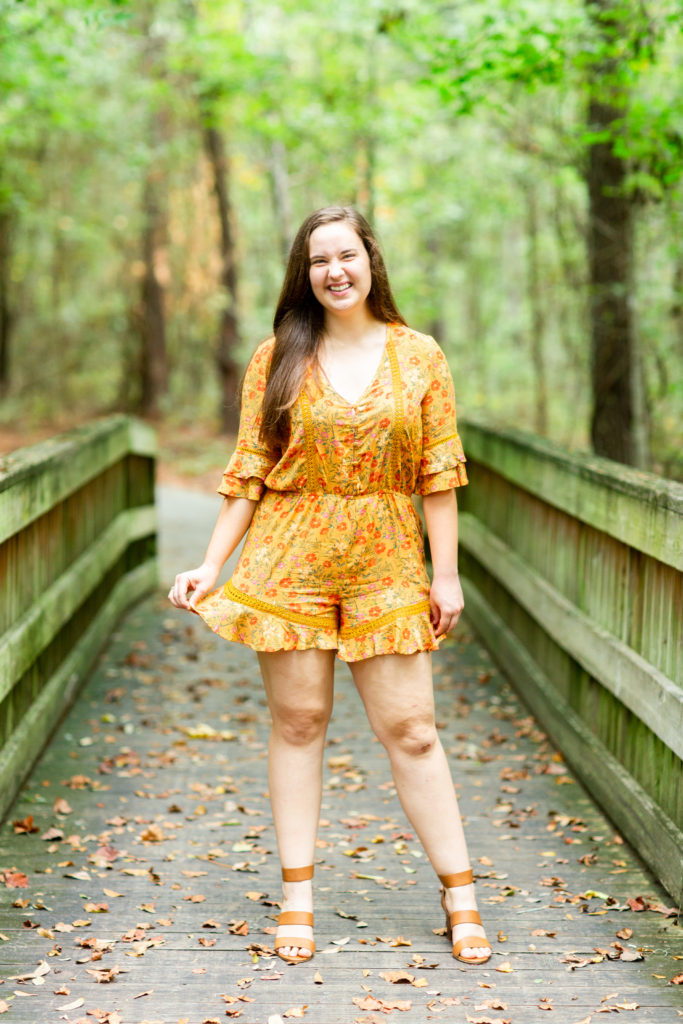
322,307,386,349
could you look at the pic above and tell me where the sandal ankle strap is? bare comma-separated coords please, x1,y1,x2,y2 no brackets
282,865,314,882
438,868,473,888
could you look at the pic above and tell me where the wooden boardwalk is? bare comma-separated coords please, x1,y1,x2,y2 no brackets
0,500,681,1023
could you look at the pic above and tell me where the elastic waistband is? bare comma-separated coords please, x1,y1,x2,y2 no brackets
267,488,413,498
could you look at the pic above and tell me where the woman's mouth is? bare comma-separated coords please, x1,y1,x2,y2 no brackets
328,283,351,294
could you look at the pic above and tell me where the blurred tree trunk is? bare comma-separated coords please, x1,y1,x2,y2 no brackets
524,181,548,435
202,120,240,434
137,173,168,419
585,0,636,465
0,210,13,397
134,3,169,421
269,138,293,266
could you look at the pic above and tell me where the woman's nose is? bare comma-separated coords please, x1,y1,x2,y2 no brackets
328,260,344,278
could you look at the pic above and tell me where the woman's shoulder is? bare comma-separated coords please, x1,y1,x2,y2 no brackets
251,335,276,362
245,335,276,375
391,323,443,359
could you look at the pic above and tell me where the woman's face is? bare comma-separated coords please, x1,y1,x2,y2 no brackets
308,221,372,317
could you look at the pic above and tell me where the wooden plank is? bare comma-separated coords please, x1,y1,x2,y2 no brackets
459,512,683,758
0,592,680,1024
0,504,156,700
461,415,683,570
0,559,156,821
461,573,683,906
0,416,156,544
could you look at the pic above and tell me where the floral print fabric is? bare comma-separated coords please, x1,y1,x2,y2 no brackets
195,323,468,661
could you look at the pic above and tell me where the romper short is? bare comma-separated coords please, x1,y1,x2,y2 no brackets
194,323,468,662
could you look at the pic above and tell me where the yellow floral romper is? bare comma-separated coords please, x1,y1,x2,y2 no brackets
195,323,468,662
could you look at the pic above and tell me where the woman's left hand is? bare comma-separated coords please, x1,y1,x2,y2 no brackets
429,571,464,638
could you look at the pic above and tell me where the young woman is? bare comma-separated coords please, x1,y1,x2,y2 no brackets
168,206,491,967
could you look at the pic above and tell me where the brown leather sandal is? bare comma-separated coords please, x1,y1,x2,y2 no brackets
274,865,315,965
439,868,492,965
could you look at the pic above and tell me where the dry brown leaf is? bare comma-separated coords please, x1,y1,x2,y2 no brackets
379,971,414,984
228,919,249,935
283,1007,307,1018
494,961,514,973
58,997,84,1011
466,1016,511,1024
53,797,73,815
475,1000,508,1011
1,870,28,888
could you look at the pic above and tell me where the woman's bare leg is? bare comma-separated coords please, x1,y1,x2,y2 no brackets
258,648,335,960
349,651,489,961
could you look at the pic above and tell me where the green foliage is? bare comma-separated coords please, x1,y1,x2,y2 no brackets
0,0,681,474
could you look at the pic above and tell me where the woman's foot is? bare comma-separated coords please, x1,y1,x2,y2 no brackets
274,868,315,964
439,869,491,965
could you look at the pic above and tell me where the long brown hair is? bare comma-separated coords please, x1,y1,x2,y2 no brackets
259,206,406,447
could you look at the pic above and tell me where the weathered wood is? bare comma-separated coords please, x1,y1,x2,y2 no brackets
460,512,683,759
462,576,683,907
0,415,157,823
457,418,682,905
0,415,157,544
0,505,156,699
0,597,679,1024
461,415,683,570
0,560,155,821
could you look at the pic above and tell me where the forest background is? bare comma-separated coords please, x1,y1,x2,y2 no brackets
1,0,681,481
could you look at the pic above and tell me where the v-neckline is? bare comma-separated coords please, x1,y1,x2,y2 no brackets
320,324,391,408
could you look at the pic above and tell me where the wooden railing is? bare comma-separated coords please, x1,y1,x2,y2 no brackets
457,415,682,905
0,416,157,820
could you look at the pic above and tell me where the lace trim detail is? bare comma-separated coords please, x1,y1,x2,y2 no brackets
340,599,431,639
237,443,273,458
223,581,337,630
386,330,404,487
422,431,462,452
299,389,321,491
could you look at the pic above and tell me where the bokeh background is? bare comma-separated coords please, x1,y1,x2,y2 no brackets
1,0,681,478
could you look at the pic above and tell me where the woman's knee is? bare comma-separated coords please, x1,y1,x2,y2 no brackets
377,714,438,758
271,701,331,746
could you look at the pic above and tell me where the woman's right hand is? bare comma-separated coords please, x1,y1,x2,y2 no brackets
168,563,220,611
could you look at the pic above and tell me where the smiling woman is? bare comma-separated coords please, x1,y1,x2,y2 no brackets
168,205,491,969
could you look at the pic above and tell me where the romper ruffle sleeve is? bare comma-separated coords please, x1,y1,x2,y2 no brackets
217,341,278,501
415,341,468,494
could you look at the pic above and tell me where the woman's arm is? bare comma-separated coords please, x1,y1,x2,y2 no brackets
168,496,258,611
422,488,464,638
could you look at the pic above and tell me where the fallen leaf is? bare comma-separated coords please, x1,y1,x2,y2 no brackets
466,1016,510,1024
13,815,39,834
53,797,73,815
283,1008,307,1018
380,971,415,984
1,870,28,888
58,997,84,1011
495,961,514,973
